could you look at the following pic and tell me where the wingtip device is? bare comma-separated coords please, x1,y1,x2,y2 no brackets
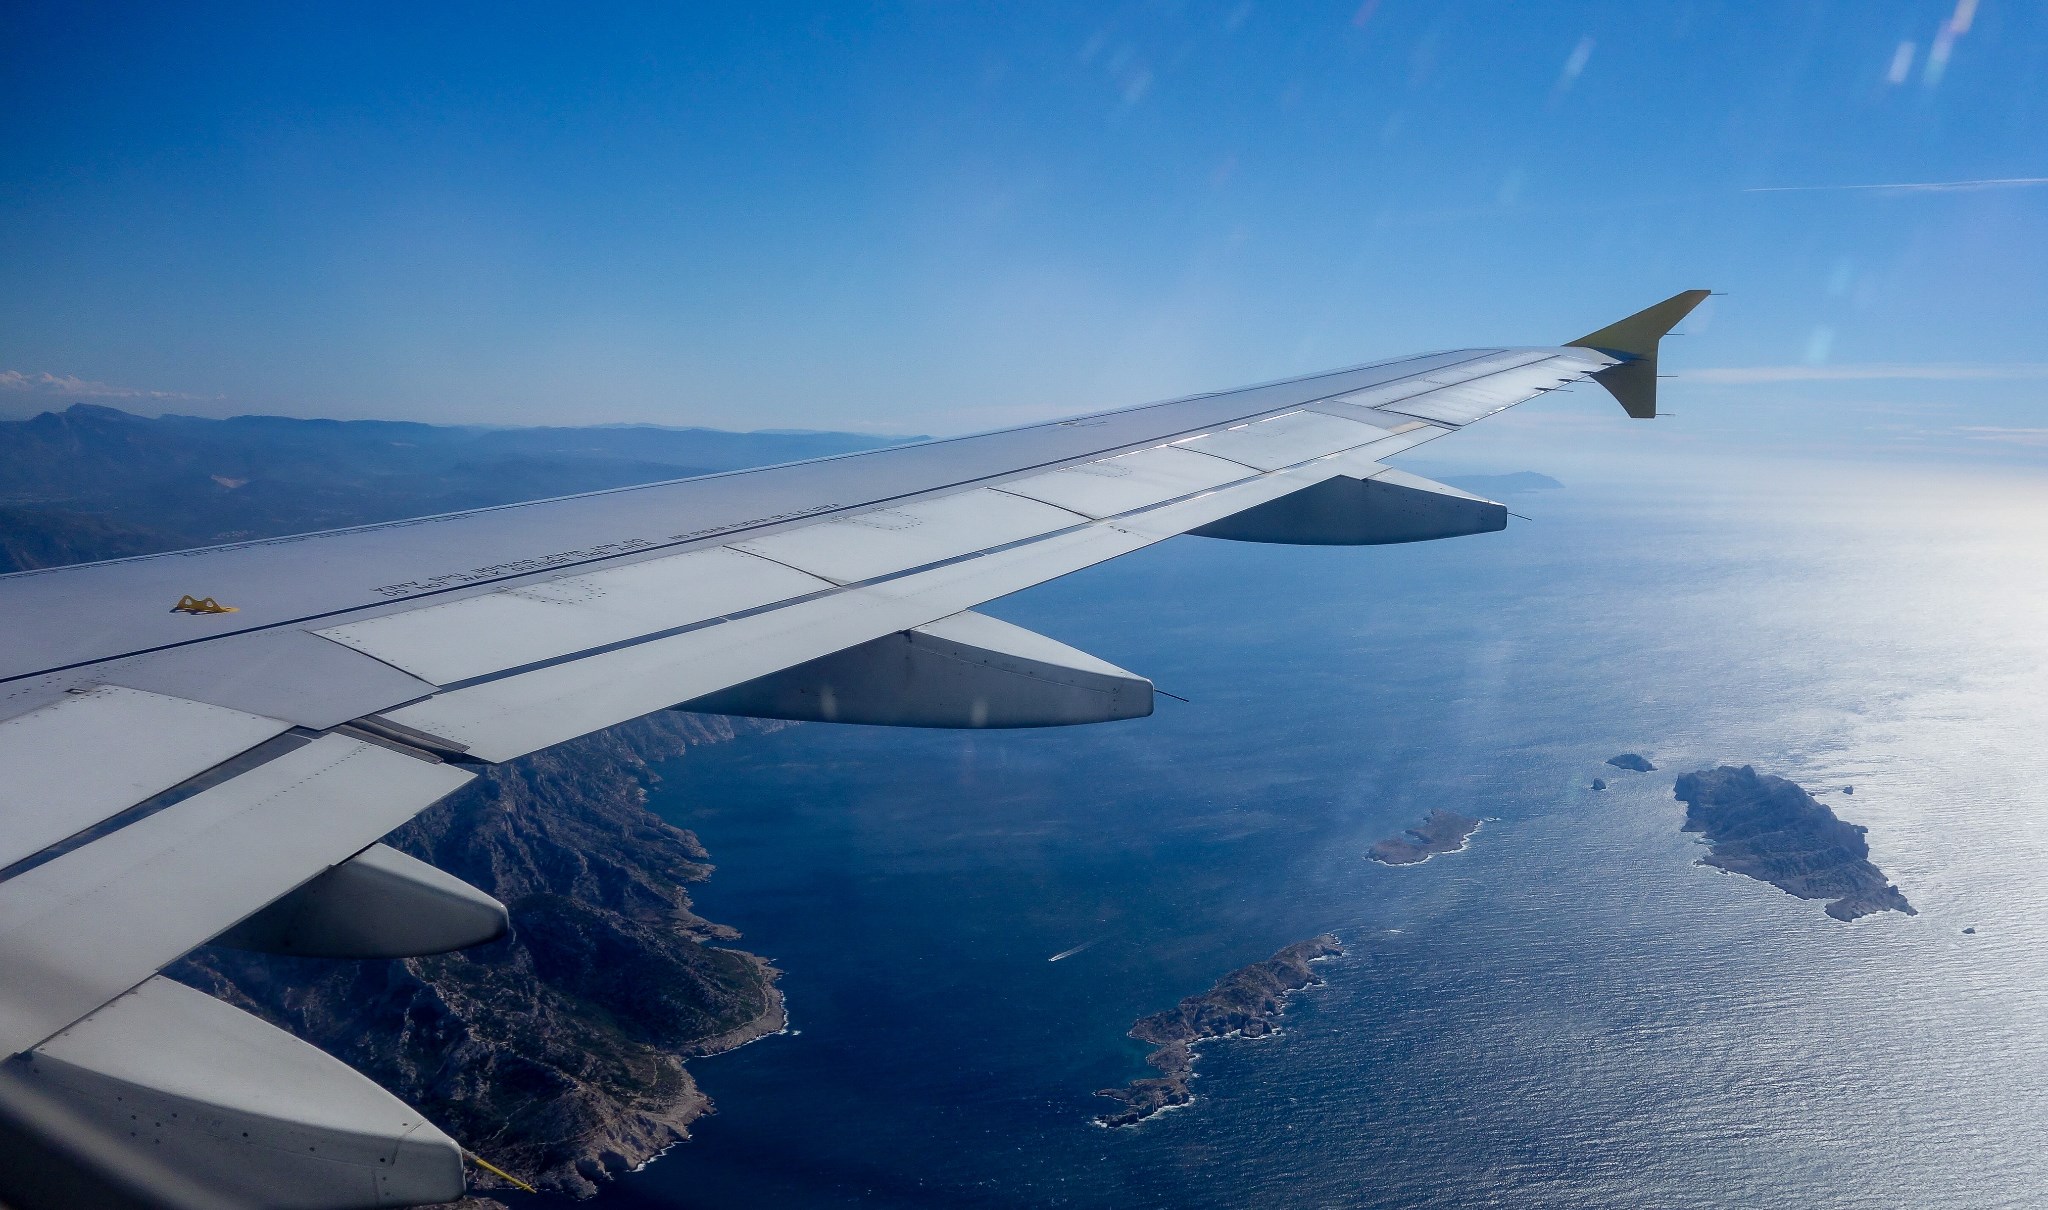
1568,289,1710,419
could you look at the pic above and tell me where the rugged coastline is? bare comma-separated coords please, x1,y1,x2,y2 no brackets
1094,935,1343,1128
1369,809,1482,866
1672,765,1914,922
0,406,911,1202
174,710,791,1200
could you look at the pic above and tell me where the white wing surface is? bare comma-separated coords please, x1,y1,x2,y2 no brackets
0,292,1705,1208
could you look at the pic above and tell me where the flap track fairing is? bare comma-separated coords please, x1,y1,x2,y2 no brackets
1189,468,1507,546
677,610,1153,728
17,977,465,1209
213,843,507,960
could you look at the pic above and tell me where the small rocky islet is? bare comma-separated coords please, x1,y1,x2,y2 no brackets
1368,808,1482,866
1093,935,1343,1128
1672,765,1914,922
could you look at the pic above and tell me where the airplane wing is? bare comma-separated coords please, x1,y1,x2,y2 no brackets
0,291,1705,1209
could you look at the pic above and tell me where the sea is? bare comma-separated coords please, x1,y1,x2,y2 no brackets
579,440,2048,1209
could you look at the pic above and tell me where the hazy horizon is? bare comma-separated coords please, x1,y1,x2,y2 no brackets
5,2,2044,443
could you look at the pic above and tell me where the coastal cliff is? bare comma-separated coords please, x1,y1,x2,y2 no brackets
1672,765,1914,922
1095,935,1343,1128
173,710,789,1199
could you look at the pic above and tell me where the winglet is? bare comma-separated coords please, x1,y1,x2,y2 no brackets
1568,289,1710,419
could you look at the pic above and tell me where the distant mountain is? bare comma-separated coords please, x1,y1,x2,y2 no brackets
0,504,177,570
0,404,919,570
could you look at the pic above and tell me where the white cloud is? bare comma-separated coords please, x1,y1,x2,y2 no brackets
1680,364,2048,384
0,370,218,402
1958,426,2048,447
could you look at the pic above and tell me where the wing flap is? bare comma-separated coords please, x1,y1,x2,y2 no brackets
730,488,1089,586
0,735,471,1054
991,445,1252,519
0,687,292,872
1173,409,1394,472
315,545,834,688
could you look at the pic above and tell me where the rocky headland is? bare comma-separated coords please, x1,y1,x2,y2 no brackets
1671,765,1914,922
174,710,791,1201
1094,935,1343,1128
1369,809,1482,866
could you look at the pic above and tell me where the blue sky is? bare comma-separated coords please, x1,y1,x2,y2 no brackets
2,1,2043,448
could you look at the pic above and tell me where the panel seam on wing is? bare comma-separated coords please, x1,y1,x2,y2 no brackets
402,434,1437,701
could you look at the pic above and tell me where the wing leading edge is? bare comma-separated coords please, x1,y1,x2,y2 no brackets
0,293,1704,1209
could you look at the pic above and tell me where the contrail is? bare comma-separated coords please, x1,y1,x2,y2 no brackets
1048,939,1099,963
1744,177,2048,194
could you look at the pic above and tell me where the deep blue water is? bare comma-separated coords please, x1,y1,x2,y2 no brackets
582,454,2048,1209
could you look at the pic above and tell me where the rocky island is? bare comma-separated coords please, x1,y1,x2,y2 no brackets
1094,935,1343,1128
1607,753,1656,772
1672,765,1915,922
1369,809,1482,866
